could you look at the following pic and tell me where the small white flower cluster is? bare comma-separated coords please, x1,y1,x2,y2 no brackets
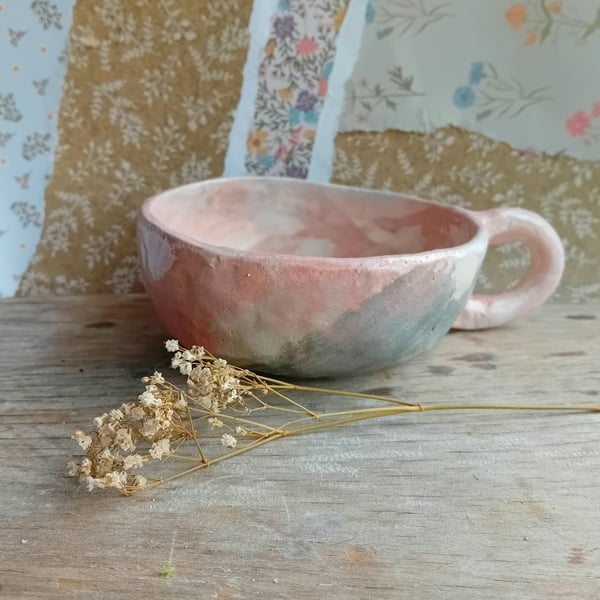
165,339,245,413
221,433,238,448
68,369,180,495
164,339,180,352
69,340,261,495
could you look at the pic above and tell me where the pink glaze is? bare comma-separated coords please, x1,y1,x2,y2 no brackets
137,177,564,377
454,207,565,329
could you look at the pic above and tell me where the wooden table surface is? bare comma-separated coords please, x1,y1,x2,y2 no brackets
1,295,599,599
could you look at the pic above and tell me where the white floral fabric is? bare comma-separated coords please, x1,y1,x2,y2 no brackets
339,0,600,160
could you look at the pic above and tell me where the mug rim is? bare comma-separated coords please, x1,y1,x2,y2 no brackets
139,176,487,268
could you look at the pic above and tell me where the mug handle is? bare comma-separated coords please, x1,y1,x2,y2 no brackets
453,207,565,330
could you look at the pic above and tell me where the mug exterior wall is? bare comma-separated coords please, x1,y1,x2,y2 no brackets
138,204,487,377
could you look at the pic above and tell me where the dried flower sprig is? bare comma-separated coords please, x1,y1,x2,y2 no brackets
69,340,600,496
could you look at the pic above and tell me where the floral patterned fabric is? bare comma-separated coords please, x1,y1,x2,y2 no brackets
244,0,350,178
19,0,252,295
0,0,75,297
338,0,600,160
332,128,600,302
14,0,600,303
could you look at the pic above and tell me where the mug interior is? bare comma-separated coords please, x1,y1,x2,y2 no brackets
145,178,478,259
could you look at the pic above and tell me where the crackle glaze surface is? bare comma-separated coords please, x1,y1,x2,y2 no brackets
138,177,562,377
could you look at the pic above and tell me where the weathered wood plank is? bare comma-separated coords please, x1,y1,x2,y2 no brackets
0,296,599,599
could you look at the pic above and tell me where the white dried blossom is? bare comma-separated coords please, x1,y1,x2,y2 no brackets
207,417,224,429
129,406,146,421
86,476,105,491
226,390,239,404
93,413,108,428
73,430,92,450
174,393,187,409
190,365,211,384
223,376,239,390
103,470,127,489
155,409,174,431
115,428,135,452
214,358,228,368
133,475,147,489
191,345,205,359
123,454,145,470
179,362,193,376
139,390,161,407
149,438,170,459
234,426,247,435
103,419,118,433
140,419,159,438
165,339,180,352
109,408,124,421
150,371,165,384
221,433,237,448
79,458,92,476
182,350,194,361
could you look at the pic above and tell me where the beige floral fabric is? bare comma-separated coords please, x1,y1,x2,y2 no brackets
332,128,600,303
19,0,251,295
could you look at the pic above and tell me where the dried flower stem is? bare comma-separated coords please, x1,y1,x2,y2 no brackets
255,376,419,407
68,340,600,496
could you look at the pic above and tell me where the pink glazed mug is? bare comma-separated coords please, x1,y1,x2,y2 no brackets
137,177,564,378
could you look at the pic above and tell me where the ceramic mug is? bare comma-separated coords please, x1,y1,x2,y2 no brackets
137,177,564,378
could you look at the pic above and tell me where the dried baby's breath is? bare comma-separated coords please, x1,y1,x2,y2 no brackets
69,339,600,496
221,433,238,448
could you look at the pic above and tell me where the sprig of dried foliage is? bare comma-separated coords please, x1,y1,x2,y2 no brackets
69,340,600,496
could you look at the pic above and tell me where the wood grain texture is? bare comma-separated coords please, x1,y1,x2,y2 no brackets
0,295,599,599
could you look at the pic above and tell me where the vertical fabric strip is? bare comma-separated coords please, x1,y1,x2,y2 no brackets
242,0,351,180
224,0,280,178
0,0,76,297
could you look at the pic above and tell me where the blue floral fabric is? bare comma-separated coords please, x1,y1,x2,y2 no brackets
0,0,75,297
